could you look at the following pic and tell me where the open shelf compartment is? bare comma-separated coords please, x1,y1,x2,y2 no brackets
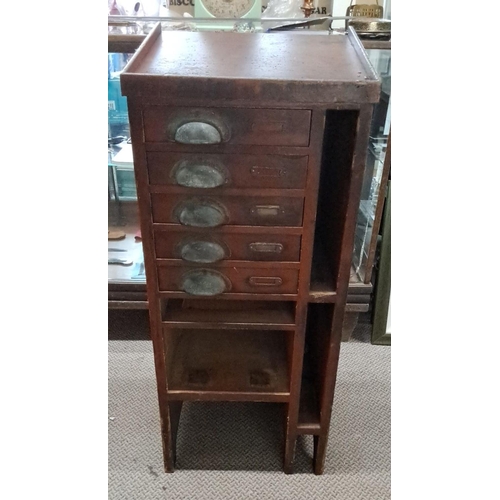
296,302,335,434
297,376,321,435
162,299,296,330
309,109,360,303
309,238,337,303
297,333,322,435
164,329,291,402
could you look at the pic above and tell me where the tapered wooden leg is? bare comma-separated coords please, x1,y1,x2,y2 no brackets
160,401,183,473
159,404,174,472
283,305,309,474
313,434,329,475
284,433,297,474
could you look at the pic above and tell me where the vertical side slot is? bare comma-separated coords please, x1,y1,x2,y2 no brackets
310,110,359,297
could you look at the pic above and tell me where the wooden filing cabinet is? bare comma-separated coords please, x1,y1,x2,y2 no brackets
120,25,380,474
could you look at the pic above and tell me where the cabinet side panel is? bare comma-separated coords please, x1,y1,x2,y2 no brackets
126,99,175,468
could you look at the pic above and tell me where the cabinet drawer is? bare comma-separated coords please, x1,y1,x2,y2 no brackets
147,152,308,189
143,107,311,146
151,194,304,227
155,230,301,262
158,266,299,295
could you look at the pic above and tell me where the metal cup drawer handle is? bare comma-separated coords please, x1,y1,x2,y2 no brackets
249,242,284,254
175,122,222,145
172,159,229,188
170,112,230,145
179,240,228,263
175,199,228,228
248,276,283,287
181,269,231,296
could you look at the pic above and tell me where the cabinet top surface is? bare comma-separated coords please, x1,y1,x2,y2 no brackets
121,28,380,104
125,31,371,82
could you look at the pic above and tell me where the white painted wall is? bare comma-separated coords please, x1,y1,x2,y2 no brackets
329,0,355,28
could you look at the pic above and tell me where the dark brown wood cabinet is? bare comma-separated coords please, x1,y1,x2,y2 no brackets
120,25,379,475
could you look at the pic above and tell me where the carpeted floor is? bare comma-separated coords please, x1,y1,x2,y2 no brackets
108,311,390,499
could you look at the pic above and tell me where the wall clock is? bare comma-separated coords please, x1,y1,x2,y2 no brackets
194,0,262,20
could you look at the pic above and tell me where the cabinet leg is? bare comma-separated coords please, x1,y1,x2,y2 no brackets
160,401,183,473
159,405,174,473
313,434,328,475
161,428,174,473
283,434,297,474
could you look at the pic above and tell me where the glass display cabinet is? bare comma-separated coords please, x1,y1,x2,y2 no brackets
352,43,391,284
343,40,390,340
108,48,147,307
107,16,391,331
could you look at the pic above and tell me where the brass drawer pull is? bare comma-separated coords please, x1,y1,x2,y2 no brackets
174,199,228,228
250,166,286,178
249,242,284,254
174,122,222,145
248,276,283,287
173,159,228,188
179,239,228,263
167,109,231,144
180,269,231,296
251,205,283,217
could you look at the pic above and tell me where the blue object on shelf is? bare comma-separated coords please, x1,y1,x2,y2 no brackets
108,53,131,125
108,78,128,125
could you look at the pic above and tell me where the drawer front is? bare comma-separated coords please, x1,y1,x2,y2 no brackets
158,267,299,295
143,107,311,146
147,152,308,189
151,194,304,227
155,231,301,262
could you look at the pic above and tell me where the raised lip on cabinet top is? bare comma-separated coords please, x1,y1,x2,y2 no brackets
119,23,381,106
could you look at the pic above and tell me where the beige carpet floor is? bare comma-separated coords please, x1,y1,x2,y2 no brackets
108,311,390,499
